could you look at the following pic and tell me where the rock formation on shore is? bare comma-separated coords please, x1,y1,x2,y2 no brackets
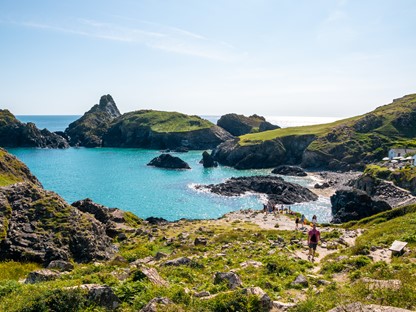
196,175,318,204
201,151,218,168
65,94,121,147
217,113,279,136
272,165,307,177
0,110,69,148
147,153,191,169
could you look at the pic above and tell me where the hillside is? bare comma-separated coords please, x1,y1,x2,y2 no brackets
212,93,416,170
102,109,233,149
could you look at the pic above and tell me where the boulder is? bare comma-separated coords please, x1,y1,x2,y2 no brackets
242,287,272,310
25,269,61,284
139,267,169,287
201,151,218,168
196,175,318,204
163,257,191,266
140,297,173,312
194,237,208,246
331,189,392,223
272,165,307,177
79,284,120,310
47,260,74,271
64,94,121,147
194,291,211,298
217,113,279,136
146,217,169,225
213,271,242,289
291,274,308,287
0,110,69,148
147,154,191,169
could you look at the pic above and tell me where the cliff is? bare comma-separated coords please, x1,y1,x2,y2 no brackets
0,110,69,148
65,94,121,147
213,93,416,170
103,110,233,149
217,113,279,136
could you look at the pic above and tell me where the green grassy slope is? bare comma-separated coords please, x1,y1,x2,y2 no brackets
0,149,39,187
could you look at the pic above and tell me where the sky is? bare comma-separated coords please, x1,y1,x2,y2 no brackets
1,0,416,117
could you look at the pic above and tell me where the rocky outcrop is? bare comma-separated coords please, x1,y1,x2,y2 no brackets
217,113,279,136
65,94,121,147
0,182,114,264
330,189,392,223
201,151,218,168
147,154,191,169
196,175,318,204
214,271,242,289
25,269,61,284
272,165,307,177
78,284,120,310
0,110,69,148
103,110,233,150
71,198,137,237
212,135,316,169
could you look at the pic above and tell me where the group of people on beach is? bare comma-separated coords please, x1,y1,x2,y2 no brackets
262,201,292,215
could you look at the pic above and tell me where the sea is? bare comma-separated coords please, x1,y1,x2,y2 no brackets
9,115,341,222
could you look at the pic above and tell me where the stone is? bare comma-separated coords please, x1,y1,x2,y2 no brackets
327,302,412,312
213,271,242,289
146,217,169,225
272,165,307,177
79,284,120,310
140,297,173,312
194,237,208,246
140,267,169,287
240,260,263,268
155,252,168,260
47,260,74,271
359,278,402,290
163,257,191,266
242,287,272,310
272,301,297,311
147,154,191,169
291,274,308,287
25,269,61,284
194,291,211,298
201,151,218,168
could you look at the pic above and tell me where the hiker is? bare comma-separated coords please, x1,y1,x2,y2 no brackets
307,224,321,262
312,215,317,225
263,203,267,213
295,216,299,230
300,214,305,229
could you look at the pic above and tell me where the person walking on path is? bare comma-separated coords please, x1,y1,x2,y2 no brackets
307,224,321,262
300,214,305,229
312,215,317,225
295,216,299,230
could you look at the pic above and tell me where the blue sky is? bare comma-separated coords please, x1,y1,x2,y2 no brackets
1,0,415,117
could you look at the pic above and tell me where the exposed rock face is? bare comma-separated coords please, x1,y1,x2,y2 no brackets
197,176,317,204
0,110,69,148
65,94,121,147
201,151,218,168
0,183,114,264
272,165,307,177
147,154,191,169
212,135,316,169
214,271,242,289
217,113,279,136
103,110,233,150
330,189,392,223
71,198,136,238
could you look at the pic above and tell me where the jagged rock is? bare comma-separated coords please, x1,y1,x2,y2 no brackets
201,151,218,168
272,301,297,311
196,175,317,204
291,274,308,287
47,260,74,271
25,269,61,284
314,182,330,189
147,154,191,169
146,217,169,225
163,257,191,266
331,189,392,223
155,252,168,260
213,271,242,289
0,110,69,148
140,267,169,287
327,302,412,312
242,287,272,310
140,297,173,312
103,110,234,150
0,148,41,186
0,183,114,264
110,255,129,265
217,113,279,136
194,237,208,246
272,165,307,177
65,94,121,147
79,284,120,310
71,198,134,238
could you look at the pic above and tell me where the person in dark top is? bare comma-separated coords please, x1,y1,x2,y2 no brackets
307,224,321,261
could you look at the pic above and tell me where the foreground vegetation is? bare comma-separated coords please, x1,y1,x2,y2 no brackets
0,205,415,311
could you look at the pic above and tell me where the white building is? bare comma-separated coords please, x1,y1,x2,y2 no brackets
388,148,416,159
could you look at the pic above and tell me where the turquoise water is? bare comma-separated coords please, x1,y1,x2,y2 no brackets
8,115,333,221
7,148,331,221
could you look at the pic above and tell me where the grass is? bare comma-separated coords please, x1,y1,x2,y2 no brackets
115,110,214,133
